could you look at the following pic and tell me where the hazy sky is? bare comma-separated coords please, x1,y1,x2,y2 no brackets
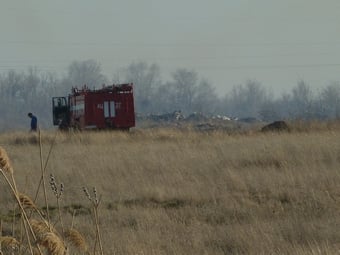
1,0,340,95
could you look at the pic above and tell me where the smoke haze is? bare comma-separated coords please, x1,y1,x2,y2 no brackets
1,0,340,94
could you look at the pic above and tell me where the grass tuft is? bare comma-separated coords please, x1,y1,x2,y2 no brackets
64,228,88,252
0,147,13,174
0,236,20,252
38,232,66,255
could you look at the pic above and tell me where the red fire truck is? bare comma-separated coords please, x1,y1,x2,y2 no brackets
52,83,135,130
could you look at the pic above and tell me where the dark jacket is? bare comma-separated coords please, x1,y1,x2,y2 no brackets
31,115,38,131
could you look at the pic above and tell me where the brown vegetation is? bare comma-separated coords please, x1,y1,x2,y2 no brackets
1,122,340,254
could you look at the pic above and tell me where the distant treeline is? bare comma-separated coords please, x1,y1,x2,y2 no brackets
0,60,339,131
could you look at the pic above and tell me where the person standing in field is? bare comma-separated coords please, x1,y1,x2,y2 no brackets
27,112,38,132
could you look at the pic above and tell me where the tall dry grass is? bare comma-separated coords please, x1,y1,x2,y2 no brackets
1,122,340,254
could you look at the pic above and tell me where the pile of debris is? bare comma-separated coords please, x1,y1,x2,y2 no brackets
261,121,290,132
137,111,184,122
136,111,291,133
136,111,238,131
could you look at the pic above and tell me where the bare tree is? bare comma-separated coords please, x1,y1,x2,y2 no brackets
153,82,178,114
319,81,340,119
123,62,161,113
0,69,62,130
170,68,198,113
192,79,218,114
290,80,314,119
225,80,269,119
66,59,107,89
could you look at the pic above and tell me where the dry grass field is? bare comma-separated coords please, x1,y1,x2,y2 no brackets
1,122,340,254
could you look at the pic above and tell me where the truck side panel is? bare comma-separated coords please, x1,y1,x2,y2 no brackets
69,95,85,129
59,83,135,130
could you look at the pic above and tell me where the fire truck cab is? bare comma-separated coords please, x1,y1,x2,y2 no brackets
52,83,135,130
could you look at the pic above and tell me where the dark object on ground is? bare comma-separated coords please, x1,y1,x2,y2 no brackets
239,117,260,123
261,121,290,132
194,123,215,132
